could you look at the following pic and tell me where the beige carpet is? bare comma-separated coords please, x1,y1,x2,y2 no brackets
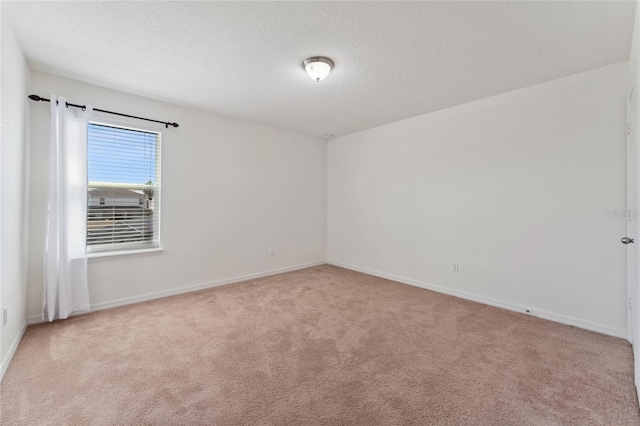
1,265,638,425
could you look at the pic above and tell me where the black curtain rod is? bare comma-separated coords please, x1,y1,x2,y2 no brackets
28,95,179,128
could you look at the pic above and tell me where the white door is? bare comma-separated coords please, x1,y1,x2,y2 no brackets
627,86,640,390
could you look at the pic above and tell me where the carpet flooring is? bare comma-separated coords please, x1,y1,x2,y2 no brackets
1,265,639,425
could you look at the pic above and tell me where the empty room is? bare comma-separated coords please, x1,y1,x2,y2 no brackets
2,1,640,424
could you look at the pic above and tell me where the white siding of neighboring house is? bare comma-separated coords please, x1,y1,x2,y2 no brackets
88,192,145,208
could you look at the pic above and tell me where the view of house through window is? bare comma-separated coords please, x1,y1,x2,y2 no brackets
87,123,161,252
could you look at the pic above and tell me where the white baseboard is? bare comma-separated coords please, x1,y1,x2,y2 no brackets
26,258,626,339
0,320,27,382
28,260,326,325
328,260,627,339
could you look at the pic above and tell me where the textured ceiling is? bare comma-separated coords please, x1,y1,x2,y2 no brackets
3,1,636,137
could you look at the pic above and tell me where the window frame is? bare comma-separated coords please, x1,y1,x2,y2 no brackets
86,120,162,256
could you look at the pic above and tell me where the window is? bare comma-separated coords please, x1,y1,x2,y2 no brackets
87,123,161,253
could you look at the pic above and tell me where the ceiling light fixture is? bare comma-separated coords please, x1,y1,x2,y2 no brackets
303,57,334,82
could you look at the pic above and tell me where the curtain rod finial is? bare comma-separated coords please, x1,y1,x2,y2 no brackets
28,94,43,101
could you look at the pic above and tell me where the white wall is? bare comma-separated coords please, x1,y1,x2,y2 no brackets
328,62,629,337
27,71,327,321
0,13,30,377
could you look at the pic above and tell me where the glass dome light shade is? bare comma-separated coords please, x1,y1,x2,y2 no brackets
303,57,334,82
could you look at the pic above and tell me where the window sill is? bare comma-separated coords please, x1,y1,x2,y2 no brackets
88,247,164,262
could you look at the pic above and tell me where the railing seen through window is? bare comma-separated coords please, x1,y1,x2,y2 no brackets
87,123,161,252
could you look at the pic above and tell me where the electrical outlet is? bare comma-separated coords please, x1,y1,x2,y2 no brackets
3,307,7,326
269,248,275,257
452,263,459,273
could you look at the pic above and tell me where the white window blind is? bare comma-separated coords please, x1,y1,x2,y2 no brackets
87,123,161,252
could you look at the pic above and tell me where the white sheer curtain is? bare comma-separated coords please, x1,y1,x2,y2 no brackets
43,95,93,321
